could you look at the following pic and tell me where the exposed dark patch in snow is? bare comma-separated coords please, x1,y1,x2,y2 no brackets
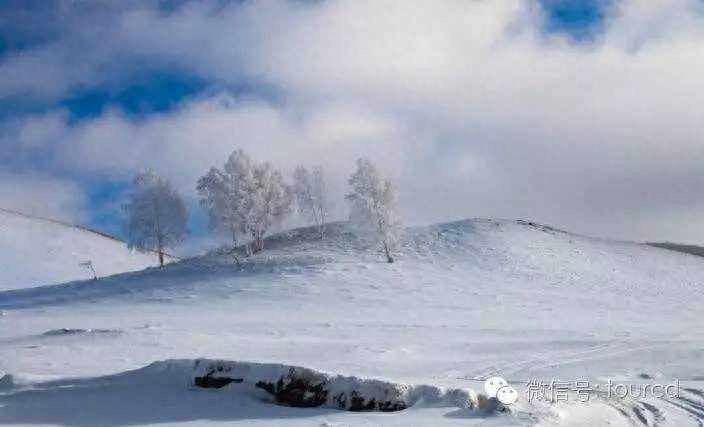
647,242,704,259
40,328,120,337
193,359,481,413
513,219,568,235
0,372,15,390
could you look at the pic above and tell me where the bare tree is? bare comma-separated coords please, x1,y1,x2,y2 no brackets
79,260,97,280
123,171,187,267
346,158,402,263
293,165,331,238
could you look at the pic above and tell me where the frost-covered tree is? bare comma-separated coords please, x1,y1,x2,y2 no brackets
197,150,253,255
293,166,331,238
197,150,293,256
123,171,187,267
248,161,294,252
196,165,244,267
345,158,402,263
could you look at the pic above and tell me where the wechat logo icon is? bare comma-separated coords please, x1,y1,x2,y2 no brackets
484,376,518,405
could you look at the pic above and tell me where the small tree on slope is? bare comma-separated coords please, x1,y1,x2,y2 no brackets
123,171,188,267
345,158,402,263
293,165,331,239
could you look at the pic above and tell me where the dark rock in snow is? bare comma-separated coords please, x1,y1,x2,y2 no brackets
256,374,328,408
194,376,243,388
191,359,476,412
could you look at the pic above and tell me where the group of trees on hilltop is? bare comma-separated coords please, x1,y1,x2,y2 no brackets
123,151,402,267
196,150,293,256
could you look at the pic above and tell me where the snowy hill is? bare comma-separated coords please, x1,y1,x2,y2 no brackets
648,241,704,258
0,208,171,291
1,218,703,426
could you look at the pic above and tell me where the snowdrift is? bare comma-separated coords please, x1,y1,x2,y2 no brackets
0,359,516,427
193,359,481,412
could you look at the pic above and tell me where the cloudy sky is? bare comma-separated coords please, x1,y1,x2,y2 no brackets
2,0,704,251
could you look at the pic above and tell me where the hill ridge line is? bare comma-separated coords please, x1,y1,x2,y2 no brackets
0,207,173,258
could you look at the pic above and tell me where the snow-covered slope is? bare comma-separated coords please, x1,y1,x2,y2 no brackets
1,219,703,426
0,208,170,291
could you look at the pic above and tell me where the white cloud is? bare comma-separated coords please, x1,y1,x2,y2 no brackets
3,0,704,243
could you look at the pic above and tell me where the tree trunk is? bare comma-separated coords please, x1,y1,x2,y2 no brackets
253,232,264,253
383,241,394,263
229,248,241,270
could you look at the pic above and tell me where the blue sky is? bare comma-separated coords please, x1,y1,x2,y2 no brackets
2,0,704,249
539,0,610,40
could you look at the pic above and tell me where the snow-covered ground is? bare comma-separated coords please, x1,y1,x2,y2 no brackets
0,209,171,291
1,219,703,426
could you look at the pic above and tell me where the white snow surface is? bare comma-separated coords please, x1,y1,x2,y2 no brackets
0,209,170,291
0,218,703,426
